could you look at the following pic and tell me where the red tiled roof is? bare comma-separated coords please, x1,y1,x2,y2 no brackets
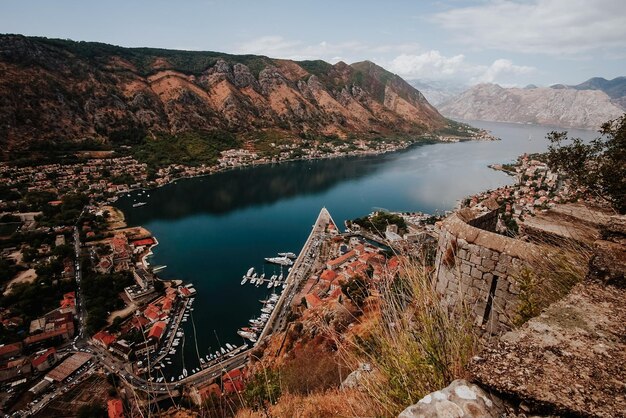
132,238,155,247
32,347,56,367
320,269,337,282
147,321,166,341
92,331,116,347
327,250,357,268
304,293,322,308
107,398,124,418
0,342,22,357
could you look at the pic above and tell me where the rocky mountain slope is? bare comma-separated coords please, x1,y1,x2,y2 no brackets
440,82,625,129
408,79,467,106
0,35,449,161
571,76,626,109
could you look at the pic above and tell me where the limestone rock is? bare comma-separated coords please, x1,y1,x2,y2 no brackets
398,379,504,418
440,83,624,130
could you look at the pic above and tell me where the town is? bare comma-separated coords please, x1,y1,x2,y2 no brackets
0,142,573,417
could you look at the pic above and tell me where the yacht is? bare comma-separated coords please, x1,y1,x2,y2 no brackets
241,277,248,285
237,330,257,342
246,267,255,277
278,252,297,259
226,343,234,351
182,368,188,378
267,279,273,289
132,202,147,208
265,256,293,266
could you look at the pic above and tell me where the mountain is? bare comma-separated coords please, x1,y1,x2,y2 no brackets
439,82,625,130
570,76,626,109
0,35,449,161
408,79,467,106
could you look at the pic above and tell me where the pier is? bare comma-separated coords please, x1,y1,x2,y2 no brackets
257,207,335,342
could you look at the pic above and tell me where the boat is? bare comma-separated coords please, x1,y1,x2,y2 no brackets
132,202,147,208
255,279,262,287
267,279,273,289
206,355,211,361
252,272,258,278
220,347,226,355
170,377,175,382
226,343,234,350
241,277,248,285
237,330,258,342
278,273,284,281
274,281,280,288
260,273,265,281
265,256,293,266
246,267,255,277
200,358,205,364
261,307,272,314
182,368,188,378
278,252,297,259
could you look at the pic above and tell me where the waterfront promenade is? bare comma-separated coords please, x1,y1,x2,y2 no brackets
257,207,334,341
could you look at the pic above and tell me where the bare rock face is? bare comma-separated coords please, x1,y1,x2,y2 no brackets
440,83,624,129
0,35,449,160
468,280,626,417
398,379,504,418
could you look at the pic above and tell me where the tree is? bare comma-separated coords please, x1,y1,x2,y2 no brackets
546,114,626,213
341,275,370,308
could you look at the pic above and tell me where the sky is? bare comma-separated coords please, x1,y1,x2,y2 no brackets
1,0,625,87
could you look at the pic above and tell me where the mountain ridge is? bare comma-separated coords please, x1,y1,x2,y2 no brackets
0,35,451,162
439,79,625,129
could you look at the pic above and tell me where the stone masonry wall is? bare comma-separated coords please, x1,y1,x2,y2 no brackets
434,214,540,334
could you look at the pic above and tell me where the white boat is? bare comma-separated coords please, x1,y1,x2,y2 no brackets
220,347,226,355
241,277,248,285
261,307,272,314
278,252,297,259
226,343,234,350
206,355,211,361
132,202,147,208
246,267,254,277
237,330,257,342
267,279,273,289
265,256,293,266
170,377,174,382
260,273,265,281
200,358,205,364
255,279,262,287
274,281,280,288
182,368,188,377
252,272,258,278
278,273,284,281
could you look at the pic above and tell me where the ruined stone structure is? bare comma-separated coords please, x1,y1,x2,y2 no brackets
433,209,539,334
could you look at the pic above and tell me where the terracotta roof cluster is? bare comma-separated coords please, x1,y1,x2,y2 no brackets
147,321,166,341
32,347,56,368
92,330,116,347
107,398,124,418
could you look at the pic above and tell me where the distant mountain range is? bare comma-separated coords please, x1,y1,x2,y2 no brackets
408,80,467,106
0,35,452,161
439,77,626,130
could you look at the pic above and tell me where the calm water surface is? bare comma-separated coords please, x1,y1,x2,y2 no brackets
115,121,596,376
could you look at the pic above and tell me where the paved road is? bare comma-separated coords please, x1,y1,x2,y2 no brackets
50,208,333,397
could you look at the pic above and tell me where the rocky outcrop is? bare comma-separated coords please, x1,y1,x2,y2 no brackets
468,279,626,417
440,83,624,129
398,379,504,418
0,35,449,161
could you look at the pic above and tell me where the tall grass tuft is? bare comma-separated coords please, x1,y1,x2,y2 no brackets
334,256,478,417
512,237,592,326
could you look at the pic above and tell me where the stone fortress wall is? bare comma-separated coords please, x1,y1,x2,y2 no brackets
433,207,539,334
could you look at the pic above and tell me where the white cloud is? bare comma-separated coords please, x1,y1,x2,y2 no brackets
387,50,535,84
388,51,466,79
474,59,535,83
433,0,626,55
233,36,420,62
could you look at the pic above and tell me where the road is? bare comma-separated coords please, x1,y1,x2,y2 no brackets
60,209,332,396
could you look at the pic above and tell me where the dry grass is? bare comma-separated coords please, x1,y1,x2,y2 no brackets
235,389,369,418
331,257,478,417
512,238,593,326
